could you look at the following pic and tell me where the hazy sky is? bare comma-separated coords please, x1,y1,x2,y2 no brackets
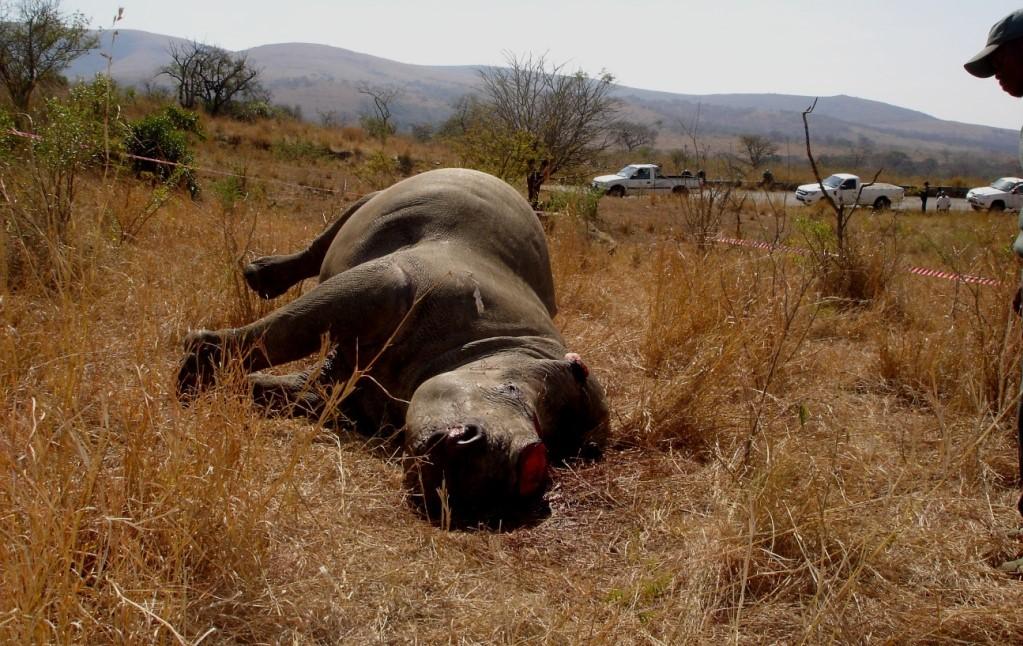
69,0,1023,130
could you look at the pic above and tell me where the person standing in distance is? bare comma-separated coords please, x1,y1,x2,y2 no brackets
965,11,1023,562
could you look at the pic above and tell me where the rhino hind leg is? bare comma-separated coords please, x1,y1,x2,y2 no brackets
243,253,314,299
244,192,379,299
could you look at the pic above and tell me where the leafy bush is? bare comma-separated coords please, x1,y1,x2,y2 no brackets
795,213,901,304
354,151,400,189
0,108,15,159
359,115,395,143
227,100,303,123
2,78,123,289
544,186,602,222
162,105,203,135
126,107,199,195
211,172,251,209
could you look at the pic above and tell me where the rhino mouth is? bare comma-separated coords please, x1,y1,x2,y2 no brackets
403,421,549,522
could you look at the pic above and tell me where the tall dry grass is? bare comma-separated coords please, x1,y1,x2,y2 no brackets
3,116,1023,643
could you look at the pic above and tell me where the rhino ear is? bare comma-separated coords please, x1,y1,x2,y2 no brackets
563,352,589,382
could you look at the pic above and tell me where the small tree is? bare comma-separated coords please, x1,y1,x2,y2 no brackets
611,120,657,152
0,0,98,114
477,53,617,206
801,98,899,303
675,105,710,171
161,41,266,116
126,106,200,195
437,94,482,139
738,134,779,169
449,101,539,185
357,82,401,143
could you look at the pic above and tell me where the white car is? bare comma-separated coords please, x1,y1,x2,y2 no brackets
965,177,1023,212
794,173,905,210
592,164,702,197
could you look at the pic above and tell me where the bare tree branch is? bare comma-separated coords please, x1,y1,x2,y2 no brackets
476,52,618,206
161,41,266,116
356,82,402,142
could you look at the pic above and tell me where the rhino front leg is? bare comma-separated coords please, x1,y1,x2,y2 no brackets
244,192,378,299
178,258,413,400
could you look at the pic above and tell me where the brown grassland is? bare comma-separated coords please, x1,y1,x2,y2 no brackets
4,111,1023,644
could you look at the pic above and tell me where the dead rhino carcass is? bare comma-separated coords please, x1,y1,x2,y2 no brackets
177,168,609,521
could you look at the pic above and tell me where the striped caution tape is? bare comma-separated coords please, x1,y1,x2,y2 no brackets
713,236,813,256
905,265,1003,287
713,235,1005,288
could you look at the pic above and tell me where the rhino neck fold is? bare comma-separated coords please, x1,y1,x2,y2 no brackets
413,334,566,385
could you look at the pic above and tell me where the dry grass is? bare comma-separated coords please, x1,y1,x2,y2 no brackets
4,123,1023,644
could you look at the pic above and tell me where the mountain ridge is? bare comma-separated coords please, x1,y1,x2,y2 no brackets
65,29,1018,158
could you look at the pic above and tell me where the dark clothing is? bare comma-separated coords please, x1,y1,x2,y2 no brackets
920,186,929,212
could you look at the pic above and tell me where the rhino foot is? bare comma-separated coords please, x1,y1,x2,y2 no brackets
244,256,295,300
999,557,1023,574
176,330,224,401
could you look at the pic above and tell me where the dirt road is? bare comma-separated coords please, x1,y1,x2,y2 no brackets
741,189,976,213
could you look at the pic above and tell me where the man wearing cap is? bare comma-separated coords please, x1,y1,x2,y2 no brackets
965,8,1023,571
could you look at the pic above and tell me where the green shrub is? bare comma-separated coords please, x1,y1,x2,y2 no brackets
2,78,124,289
544,186,602,222
0,108,14,161
211,172,250,210
162,105,203,136
126,107,198,196
354,151,400,189
359,115,395,143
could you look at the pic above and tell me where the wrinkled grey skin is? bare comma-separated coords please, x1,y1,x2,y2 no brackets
177,168,609,521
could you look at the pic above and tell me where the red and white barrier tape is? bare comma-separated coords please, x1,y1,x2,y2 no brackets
714,236,813,257
713,236,1006,288
904,265,1002,287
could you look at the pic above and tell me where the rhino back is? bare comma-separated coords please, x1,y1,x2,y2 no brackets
321,169,556,315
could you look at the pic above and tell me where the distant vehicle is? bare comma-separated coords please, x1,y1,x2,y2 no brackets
794,173,905,210
965,177,1023,212
592,164,703,197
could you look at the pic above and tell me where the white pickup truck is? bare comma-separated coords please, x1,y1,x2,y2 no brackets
592,164,702,197
965,177,1023,212
794,173,905,210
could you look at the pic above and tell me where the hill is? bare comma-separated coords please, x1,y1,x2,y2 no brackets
66,29,1018,158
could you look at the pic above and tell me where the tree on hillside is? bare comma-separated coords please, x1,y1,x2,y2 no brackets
161,41,267,116
475,53,617,206
0,0,98,114
437,94,483,139
356,82,402,143
611,120,657,152
738,133,779,169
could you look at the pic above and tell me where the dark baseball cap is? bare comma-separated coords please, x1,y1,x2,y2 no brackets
965,9,1023,77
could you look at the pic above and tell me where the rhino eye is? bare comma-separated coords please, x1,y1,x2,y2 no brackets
495,383,522,398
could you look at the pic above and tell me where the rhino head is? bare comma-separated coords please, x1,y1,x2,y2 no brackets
401,353,608,523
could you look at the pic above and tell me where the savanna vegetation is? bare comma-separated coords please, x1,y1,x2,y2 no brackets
3,31,1023,643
